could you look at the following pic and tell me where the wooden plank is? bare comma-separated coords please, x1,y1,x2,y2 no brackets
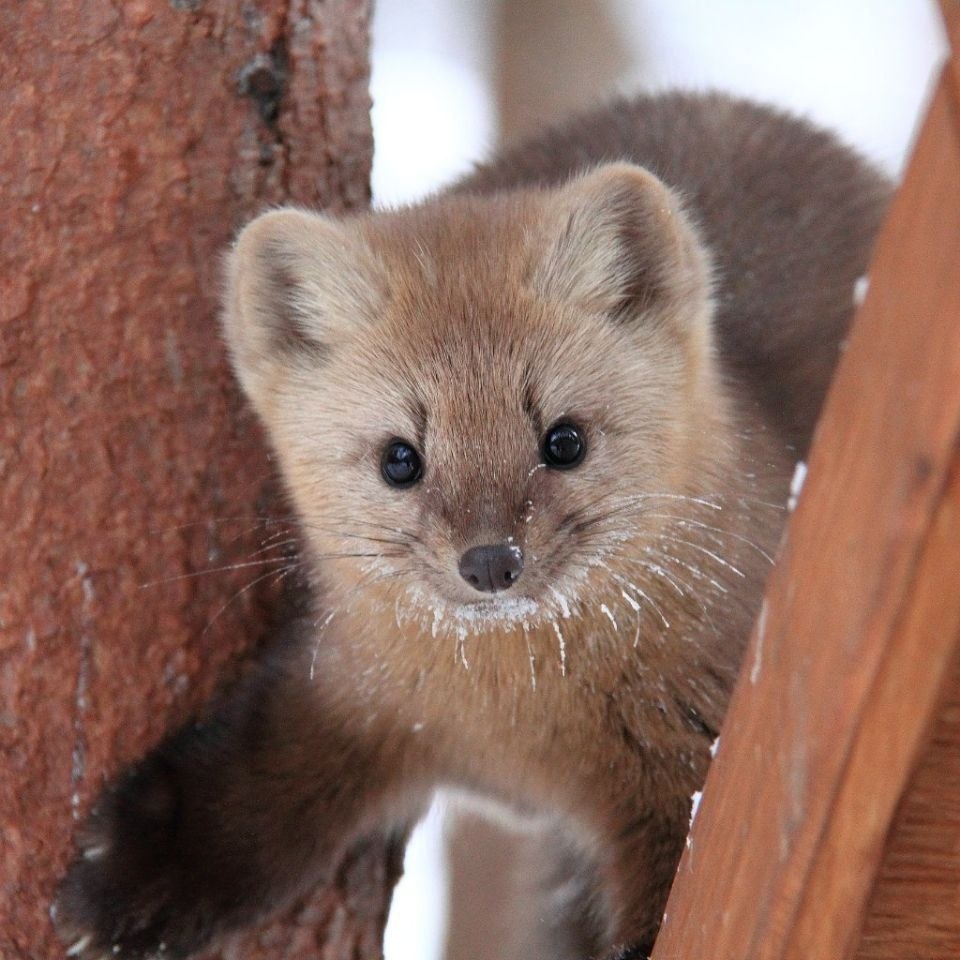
651,69,960,960
789,459,960,958
856,665,960,959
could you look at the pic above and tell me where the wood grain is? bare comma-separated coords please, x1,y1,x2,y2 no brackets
856,664,960,959
651,68,960,960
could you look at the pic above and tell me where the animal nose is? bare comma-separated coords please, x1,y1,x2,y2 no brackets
458,543,524,593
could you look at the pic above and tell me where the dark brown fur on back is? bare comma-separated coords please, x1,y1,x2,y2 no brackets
459,91,890,450
55,93,889,960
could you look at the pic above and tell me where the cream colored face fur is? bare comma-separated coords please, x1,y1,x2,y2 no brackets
225,165,723,634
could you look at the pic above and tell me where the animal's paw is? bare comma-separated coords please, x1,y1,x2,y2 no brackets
53,754,222,960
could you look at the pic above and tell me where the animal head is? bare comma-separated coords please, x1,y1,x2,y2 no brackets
224,164,723,633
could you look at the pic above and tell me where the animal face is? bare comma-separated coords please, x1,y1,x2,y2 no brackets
224,165,719,633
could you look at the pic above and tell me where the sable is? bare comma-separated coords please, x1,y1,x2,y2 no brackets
56,92,888,959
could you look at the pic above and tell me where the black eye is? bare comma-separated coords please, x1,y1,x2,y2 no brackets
542,422,586,470
381,439,423,488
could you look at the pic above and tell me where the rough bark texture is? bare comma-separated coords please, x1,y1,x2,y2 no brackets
0,2,397,958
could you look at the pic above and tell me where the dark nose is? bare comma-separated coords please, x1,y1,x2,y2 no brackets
458,542,524,593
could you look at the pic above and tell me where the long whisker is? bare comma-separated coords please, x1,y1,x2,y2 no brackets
146,515,297,536
307,563,420,679
139,557,294,587
655,535,746,578
201,565,298,636
139,551,401,588
641,514,776,564
248,537,301,559
604,567,671,629
552,620,567,676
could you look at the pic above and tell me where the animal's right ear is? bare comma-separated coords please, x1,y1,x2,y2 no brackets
532,164,712,336
223,208,381,409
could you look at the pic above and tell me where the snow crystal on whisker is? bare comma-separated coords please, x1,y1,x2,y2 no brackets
600,604,618,630
621,590,641,612
552,620,567,676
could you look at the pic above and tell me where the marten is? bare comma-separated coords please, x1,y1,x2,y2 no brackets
55,91,889,960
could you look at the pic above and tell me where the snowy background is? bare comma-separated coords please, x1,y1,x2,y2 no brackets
371,2,947,958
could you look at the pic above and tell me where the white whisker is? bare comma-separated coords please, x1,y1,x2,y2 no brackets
639,560,686,598
644,514,775,564
310,610,337,681
552,620,567,676
659,536,745,578
524,625,537,691
201,565,296,636
609,572,670,629
139,557,289,587
621,590,641,612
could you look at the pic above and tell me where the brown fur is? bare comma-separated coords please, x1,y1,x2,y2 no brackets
56,92,889,959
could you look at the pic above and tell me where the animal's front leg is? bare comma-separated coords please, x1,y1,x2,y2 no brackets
593,790,694,960
54,648,418,960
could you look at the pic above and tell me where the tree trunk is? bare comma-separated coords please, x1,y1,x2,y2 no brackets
494,0,633,147
0,3,398,957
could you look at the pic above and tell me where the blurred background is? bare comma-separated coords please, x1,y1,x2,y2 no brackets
372,2,947,958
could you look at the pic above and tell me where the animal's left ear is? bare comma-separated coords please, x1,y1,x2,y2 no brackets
532,163,712,333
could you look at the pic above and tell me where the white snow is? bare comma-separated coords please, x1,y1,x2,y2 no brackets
685,789,704,849
853,275,870,307
787,460,808,513
552,620,568,676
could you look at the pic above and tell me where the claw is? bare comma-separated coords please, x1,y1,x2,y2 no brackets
83,844,108,861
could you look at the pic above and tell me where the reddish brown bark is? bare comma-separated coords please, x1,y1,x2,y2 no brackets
0,2,396,958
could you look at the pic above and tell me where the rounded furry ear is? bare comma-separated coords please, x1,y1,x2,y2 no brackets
533,163,712,333
223,208,381,408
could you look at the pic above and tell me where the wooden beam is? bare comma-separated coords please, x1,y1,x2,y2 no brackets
651,66,960,960
856,664,960,959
